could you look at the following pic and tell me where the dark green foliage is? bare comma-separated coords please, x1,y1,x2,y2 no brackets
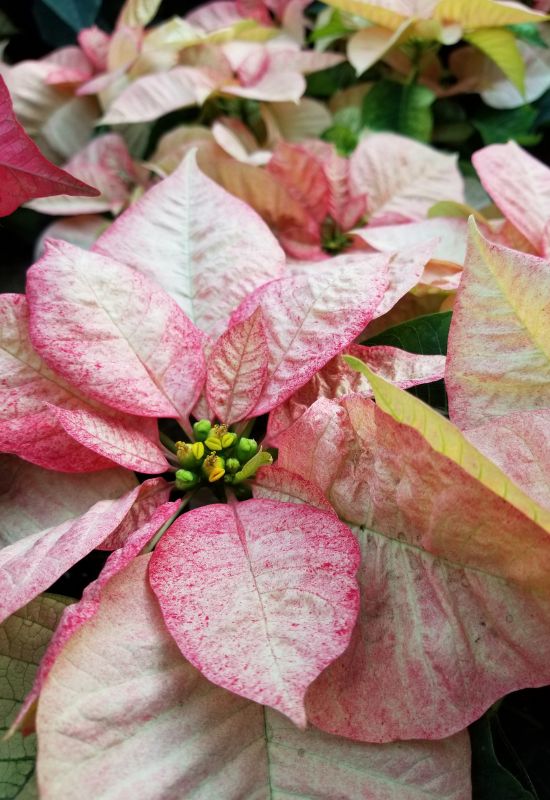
366,311,451,412
361,80,436,142
473,105,541,146
471,714,535,800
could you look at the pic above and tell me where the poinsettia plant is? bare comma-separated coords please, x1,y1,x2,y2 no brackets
0,140,549,798
2,0,550,797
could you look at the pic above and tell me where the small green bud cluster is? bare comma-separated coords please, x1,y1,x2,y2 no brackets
174,420,271,490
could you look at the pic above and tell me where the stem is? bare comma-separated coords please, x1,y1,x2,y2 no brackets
226,487,237,507
159,432,178,454
234,418,255,438
178,416,194,440
141,493,192,554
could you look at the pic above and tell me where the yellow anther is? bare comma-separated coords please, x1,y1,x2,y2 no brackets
221,432,237,448
205,435,223,451
191,441,205,460
208,466,225,482
202,454,225,483
212,423,228,438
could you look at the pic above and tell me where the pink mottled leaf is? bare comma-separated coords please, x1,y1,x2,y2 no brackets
0,293,141,472
299,140,365,231
349,344,446,382
98,477,171,550
266,141,330,223
275,397,349,494
78,26,109,71
0,455,136,548
0,75,99,216
226,69,306,103
348,21,412,74
236,0,273,23
149,498,360,726
116,0,164,26
370,243,436,317
0,477,166,624
101,67,219,124
252,465,335,513
350,133,464,225
42,46,94,86
13,501,180,731
27,133,140,215
446,221,550,429
230,256,390,414
268,48,344,75
356,217,467,290
473,141,550,256
261,97,333,144
27,239,205,420
274,388,550,741
186,0,244,30
52,406,169,474
197,143,324,259
212,118,270,165
356,217,468,266
36,554,471,800
34,215,108,258
206,307,268,424
94,150,285,337
2,62,74,147
287,245,434,318
266,344,446,444
465,409,550,510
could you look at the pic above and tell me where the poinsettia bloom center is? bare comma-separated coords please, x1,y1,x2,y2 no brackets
173,419,271,490
321,216,354,254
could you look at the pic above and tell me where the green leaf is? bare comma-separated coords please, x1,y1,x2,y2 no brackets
233,450,273,483
32,1,75,47
321,125,358,155
473,105,540,146
365,311,452,356
428,200,488,223
35,0,102,32
535,88,550,127
0,10,17,36
365,311,452,412
470,714,535,800
361,80,436,142
332,105,362,132
509,23,549,49
321,107,361,154
305,62,357,98
0,594,72,799
465,27,526,93
309,8,353,43
432,98,474,145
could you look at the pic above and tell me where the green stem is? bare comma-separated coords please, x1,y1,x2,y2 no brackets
141,493,192,554
159,432,178,454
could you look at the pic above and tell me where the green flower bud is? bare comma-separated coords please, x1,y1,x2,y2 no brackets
193,419,212,441
235,437,258,463
175,469,199,490
176,441,205,469
226,457,241,474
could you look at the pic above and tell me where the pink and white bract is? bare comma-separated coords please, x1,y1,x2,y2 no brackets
2,6,550,794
